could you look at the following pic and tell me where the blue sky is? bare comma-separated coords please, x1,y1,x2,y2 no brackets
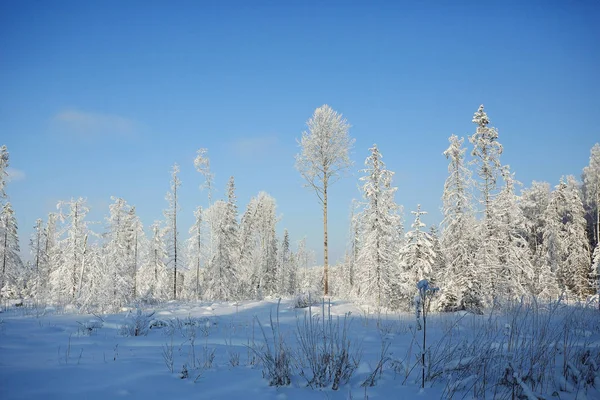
1,0,599,264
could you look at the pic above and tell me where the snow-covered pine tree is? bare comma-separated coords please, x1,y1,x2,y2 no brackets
186,206,204,300
195,148,215,262
0,202,22,298
354,145,403,309
103,197,142,308
469,105,504,302
203,200,239,300
339,199,361,297
543,178,591,298
238,196,260,299
489,166,534,300
439,135,480,312
278,229,294,296
591,245,600,306
519,181,560,298
428,226,445,286
564,176,592,297
164,164,182,300
44,213,59,301
49,198,91,304
138,221,169,301
29,218,48,300
401,205,436,308
236,192,279,299
256,193,278,298
0,145,8,199
295,105,354,296
126,206,145,299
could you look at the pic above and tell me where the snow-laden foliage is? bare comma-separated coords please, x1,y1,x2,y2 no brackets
583,143,600,252
0,145,9,199
439,134,480,312
401,206,437,309
487,166,534,301
185,206,204,300
543,177,591,297
49,198,92,304
203,200,239,301
1,202,22,298
137,221,170,302
353,145,404,309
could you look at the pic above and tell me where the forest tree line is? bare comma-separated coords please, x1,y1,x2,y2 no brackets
0,104,599,312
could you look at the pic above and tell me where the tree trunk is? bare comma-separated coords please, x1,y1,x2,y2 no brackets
323,180,329,296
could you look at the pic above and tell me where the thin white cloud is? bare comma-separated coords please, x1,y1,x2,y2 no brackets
53,109,138,138
5,167,25,182
231,135,279,158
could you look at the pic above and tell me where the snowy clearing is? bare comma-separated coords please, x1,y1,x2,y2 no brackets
2,298,600,400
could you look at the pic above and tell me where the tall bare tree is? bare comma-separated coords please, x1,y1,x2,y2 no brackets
295,105,354,295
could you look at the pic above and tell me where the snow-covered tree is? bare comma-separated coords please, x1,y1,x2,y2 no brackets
186,206,205,300
138,221,169,301
439,135,479,311
564,176,592,296
295,104,355,295
49,198,91,304
29,218,48,299
354,145,403,309
277,229,296,296
543,177,591,297
591,245,600,304
103,197,143,308
0,145,9,199
194,148,215,206
469,105,504,302
489,166,534,300
582,143,600,250
203,200,239,300
237,192,279,299
164,164,182,299
0,202,22,298
401,205,436,305
469,105,503,225
519,181,559,298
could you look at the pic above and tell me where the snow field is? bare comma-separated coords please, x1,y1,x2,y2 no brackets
1,298,600,399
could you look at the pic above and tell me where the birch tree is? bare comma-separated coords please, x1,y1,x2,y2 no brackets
295,105,354,295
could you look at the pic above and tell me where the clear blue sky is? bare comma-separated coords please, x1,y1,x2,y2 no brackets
1,0,599,264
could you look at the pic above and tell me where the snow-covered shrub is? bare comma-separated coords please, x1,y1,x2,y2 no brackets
76,319,103,336
295,300,361,390
292,292,320,309
119,308,155,337
251,300,292,387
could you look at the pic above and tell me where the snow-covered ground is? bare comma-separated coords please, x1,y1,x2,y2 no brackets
1,298,600,399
